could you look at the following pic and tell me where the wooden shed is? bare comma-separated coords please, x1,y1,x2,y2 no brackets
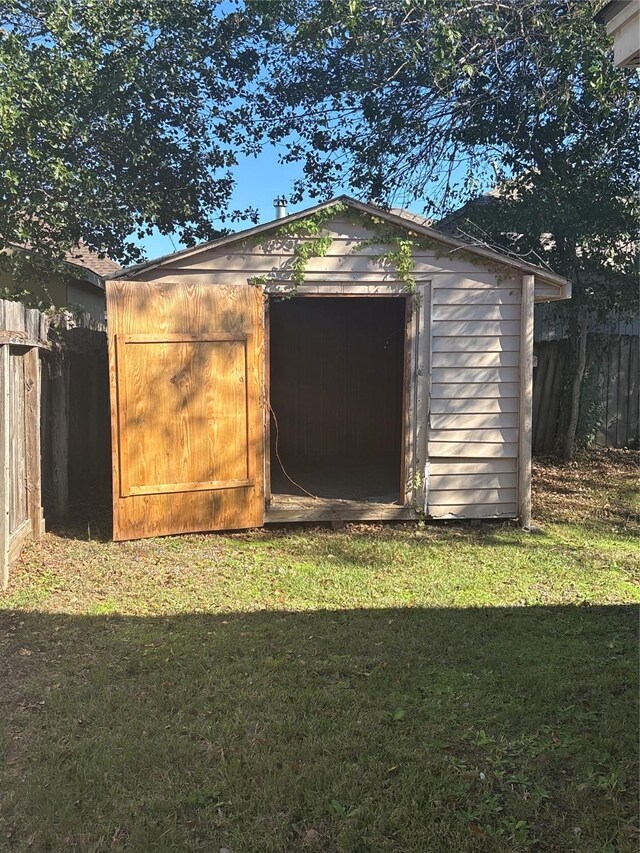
105,196,570,541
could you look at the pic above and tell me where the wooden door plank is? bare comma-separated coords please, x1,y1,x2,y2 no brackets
121,332,247,344
128,478,252,497
107,280,265,540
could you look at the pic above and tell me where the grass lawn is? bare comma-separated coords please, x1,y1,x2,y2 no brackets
1,449,638,852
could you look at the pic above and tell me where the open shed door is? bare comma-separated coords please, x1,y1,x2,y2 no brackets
106,280,264,541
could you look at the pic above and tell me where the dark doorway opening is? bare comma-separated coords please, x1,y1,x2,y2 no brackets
268,296,407,504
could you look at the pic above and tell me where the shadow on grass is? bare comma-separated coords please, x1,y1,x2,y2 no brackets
0,604,637,852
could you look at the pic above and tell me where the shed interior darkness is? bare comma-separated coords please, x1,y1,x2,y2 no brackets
268,296,406,503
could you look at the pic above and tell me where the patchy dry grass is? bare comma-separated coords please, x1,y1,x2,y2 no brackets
0,451,638,852
533,447,639,531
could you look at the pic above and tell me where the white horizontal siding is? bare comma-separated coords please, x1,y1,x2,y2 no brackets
426,278,522,519
429,428,519,443
431,276,521,290
430,397,519,414
427,442,518,458
432,335,519,353
133,211,561,298
535,281,562,298
430,472,517,490
433,287,520,305
430,412,518,430
144,266,530,288
433,319,521,337
162,235,519,279
429,504,517,519
432,303,520,322
432,366,519,385
428,455,518,517
431,382,520,399
138,270,417,289
266,282,408,295
429,459,517,476
429,487,517,506
432,350,520,368
324,219,388,241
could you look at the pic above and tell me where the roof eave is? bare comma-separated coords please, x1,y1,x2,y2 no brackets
110,194,570,294
69,265,104,290
594,0,627,24
535,279,572,303
106,196,354,281
6,242,106,290
342,198,571,291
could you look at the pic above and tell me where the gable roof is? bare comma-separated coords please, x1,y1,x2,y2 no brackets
109,195,570,291
64,244,121,280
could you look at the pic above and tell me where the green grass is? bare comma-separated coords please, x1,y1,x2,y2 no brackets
0,451,638,852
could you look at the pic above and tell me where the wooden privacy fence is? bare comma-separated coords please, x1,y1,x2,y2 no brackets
533,334,639,454
0,298,109,588
595,334,639,448
0,300,46,588
40,313,110,526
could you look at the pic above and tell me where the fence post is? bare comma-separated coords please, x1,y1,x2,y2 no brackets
0,343,9,589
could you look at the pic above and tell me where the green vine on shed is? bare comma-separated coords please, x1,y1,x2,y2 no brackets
250,202,349,294
248,203,483,295
290,235,333,288
352,230,442,294
385,238,417,292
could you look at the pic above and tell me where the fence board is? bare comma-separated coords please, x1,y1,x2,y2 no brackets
0,343,9,589
24,347,42,537
532,340,568,453
50,357,69,523
9,351,27,533
534,335,639,453
628,334,640,446
0,298,108,586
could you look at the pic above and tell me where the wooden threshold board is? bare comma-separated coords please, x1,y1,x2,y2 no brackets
266,494,417,524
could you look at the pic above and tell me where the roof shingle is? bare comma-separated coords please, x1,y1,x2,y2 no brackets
64,244,121,277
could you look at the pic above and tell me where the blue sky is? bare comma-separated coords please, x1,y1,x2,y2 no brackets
133,142,440,261
134,144,347,260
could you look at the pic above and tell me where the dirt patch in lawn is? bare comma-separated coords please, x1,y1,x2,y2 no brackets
533,447,639,532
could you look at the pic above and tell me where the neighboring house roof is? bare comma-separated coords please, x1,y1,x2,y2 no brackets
8,240,120,290
64,244,121,280
109,194,570,292
437,188,503,236
439,179,637,281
